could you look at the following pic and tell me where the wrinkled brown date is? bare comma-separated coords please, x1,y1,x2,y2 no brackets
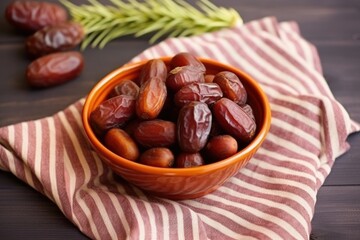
26,22,85,58
205,135,238,162
108,80,140,99
175,152,204,168
174,82,223,107
213,98,256,142
170,52,206,72
166,66,205,92
5,0,68,33
136,76,167,119
26,51,84,88
177,101,212,153
90,95,136,135
134,120,176,148
138,59,168,85
213,71,247,105
104,128,139,161
139,148,175,168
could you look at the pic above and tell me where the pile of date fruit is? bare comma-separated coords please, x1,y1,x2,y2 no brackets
90,52,257,168
5,0,85,88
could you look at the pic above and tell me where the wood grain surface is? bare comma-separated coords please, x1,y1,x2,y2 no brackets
0,0,359,239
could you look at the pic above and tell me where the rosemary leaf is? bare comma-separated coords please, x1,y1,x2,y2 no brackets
149,18,183,43
82,31,100,49
60,0,242,49
135,16,171,37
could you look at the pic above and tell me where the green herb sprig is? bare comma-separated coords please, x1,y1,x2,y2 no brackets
60,0,242,49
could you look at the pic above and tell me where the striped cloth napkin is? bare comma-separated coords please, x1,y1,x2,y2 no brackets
0,17,359,240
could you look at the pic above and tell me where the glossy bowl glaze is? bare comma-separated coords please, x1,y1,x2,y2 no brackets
82,57,271,200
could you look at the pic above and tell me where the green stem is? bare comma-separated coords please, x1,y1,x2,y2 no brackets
60,0,242,49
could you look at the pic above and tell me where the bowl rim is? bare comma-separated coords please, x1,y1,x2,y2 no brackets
82,57,271,176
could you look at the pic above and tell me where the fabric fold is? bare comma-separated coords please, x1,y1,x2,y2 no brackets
1,17,359,240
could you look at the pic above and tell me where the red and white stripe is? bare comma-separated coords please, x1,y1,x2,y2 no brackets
1,17,359,239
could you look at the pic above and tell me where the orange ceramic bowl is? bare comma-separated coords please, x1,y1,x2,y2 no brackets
82,57,271,200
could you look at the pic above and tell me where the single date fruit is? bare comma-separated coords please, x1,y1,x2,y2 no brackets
138,59,168,85
136,76,167,119
108,80,140,99
139,148,175,168
177,101,212,153
26,51,84,88
134,120,176,148
174,82,223,107
5,0,68,33
166,66,205,92
25,21,85,58
90,95,136,135
213,98,256,142
175,152,204,168
205,135,238,162
104,128,139,161
169,52,206,72
213,71,247,105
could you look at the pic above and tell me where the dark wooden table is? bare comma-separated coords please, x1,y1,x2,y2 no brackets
1,0,359,239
